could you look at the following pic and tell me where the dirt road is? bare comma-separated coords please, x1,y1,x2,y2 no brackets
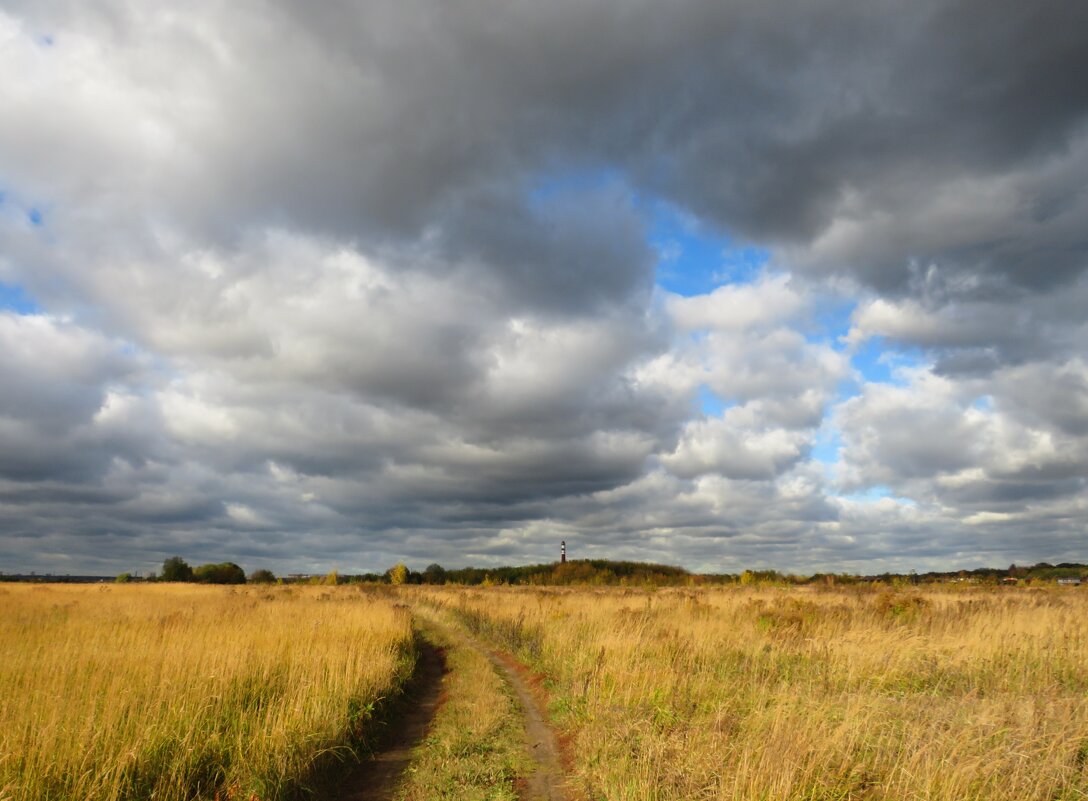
337,615,569,801
472,640,568,801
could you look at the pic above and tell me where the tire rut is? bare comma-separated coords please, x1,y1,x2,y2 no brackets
446,628,569,801
336,615,569,801
486,649,568,801
336,637,447,801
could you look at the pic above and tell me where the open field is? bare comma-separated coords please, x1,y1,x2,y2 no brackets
418,584,1088,801
0,584,415,801
4,582,1088,801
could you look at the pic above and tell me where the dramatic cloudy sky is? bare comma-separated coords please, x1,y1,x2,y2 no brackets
1,0,1086,576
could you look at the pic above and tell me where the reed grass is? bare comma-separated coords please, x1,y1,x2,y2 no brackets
0,583,414,801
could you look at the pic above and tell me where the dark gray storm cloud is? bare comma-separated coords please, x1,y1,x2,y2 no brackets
9,0,1087,299
0,0,1085,574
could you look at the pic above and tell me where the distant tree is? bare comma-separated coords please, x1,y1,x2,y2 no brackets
422,563,446,585
388,563,409,585
248,569,276,584
115,572,132,583
325,570,339,586
161,556,193,582
193,562,246,584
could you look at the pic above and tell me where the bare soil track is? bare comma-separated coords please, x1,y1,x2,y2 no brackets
435,621,570,801
335,618,569,801
474,641,568,801
336,638,447,801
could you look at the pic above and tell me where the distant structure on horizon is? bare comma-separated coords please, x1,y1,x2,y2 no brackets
561,540,566,564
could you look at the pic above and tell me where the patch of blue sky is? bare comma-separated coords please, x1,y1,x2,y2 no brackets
839,486,918,508
27,208,43,227
37,34,55,47
864,340,927,386
696,384,734,417
648,200,768,296
528,170,771,296
851,336,894,384
810,428,841,465
824,337,929,408
0,282,39,314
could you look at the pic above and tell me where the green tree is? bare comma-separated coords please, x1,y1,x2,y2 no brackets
193,562,246,584
248,569,276,584
161,556,193,582
423,563,446,584
388,563,409,585
115,572,132,583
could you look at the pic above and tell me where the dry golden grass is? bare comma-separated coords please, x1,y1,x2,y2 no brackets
0,583,414,801
417,584,1088,801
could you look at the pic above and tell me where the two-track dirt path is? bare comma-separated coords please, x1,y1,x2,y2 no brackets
449,626,569,801
339,614,569,801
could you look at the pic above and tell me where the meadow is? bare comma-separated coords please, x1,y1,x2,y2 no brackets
4,581,1088,801
0,583,415,801
420,584,1088,801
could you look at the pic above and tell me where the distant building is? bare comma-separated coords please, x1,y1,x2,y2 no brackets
1057,577,1083,586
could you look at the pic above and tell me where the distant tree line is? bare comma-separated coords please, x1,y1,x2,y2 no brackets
360,559,697,587
150,556,265,585
100,558,1086,588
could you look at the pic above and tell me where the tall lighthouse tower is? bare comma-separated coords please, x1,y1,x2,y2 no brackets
561,540,566,564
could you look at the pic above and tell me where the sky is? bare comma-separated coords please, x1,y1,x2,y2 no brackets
1,0,1086,576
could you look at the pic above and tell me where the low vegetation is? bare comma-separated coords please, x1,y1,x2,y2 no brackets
5,573,1088,800
394,607,531,800
417,584,1088,801
0,583,415,801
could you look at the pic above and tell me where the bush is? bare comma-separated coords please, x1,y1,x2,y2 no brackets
160,556,193,582
248,569,276,584
423,563,447,584
193,562,246,585
115,573,132,583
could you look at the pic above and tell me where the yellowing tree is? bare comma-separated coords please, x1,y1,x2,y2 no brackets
388,563,408,585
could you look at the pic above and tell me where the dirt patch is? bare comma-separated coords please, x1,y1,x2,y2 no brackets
493,652,581,798
336,638,447,801
473,645,569,801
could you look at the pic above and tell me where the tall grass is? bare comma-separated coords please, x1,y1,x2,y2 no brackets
0,583,414,801
418,585,1088,800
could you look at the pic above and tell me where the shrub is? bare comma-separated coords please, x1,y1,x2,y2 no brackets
160,557,193,582
192,562,246,585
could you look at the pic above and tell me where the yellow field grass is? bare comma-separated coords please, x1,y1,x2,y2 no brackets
0,583,414,801
419,585,1088,801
